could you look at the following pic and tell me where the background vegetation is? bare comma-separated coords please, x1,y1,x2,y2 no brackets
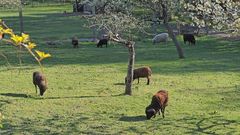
0,3,240,134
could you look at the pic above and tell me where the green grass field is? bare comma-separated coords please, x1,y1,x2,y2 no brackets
0,5,240,134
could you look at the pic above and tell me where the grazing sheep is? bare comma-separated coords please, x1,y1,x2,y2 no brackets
125,67,152,85
33,71,48,96
145,90,168,119
152,33,169,45
183,34,196,45
97,39,108,48
72,36,79,48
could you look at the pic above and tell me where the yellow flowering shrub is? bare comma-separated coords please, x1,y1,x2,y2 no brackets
0,19,51,71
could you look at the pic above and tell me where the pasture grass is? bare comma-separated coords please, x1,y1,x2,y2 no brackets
0,5,240,135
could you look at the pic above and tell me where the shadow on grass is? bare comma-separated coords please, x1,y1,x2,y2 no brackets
176,115,240,134
119,115,146,122
39,93,125,100
0,93,28,98
114,83,125,86
1,11,240,74
0,92,125,100
1,112,239,134
0,100,11,108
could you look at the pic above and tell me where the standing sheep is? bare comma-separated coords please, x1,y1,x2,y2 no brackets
33,71,48,96
152,33,169,45
183,34,196,45
72,36,79,48
97,39,108,48
145,90,168,119
125,67,152,85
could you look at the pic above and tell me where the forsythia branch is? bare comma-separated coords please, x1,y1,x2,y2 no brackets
0,19,51,72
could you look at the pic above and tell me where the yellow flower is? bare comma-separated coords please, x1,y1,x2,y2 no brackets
35,50,51,61
27,42,36,49
11,34,23,45
3,28,13,35
21,33,29,43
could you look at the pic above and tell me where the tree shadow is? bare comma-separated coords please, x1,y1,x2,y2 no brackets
174,115,240,135
0,100,11,108
0,93,28,98
114,83,125,86
0,92,125,100
118,115,146,122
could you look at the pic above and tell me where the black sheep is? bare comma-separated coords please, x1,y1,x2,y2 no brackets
145,90,168,119
97,39,108,48
72,36,79,48
33,71,48,96
183,34,196,45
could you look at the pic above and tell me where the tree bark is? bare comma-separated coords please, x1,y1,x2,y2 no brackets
19,0,24,34
165,23,184,58
125,42,135,95
108,34,135,95
161,2,184,59
152,12,158,35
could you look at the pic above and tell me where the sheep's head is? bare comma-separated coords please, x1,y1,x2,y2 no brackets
39,81,48,96
145,108,156,120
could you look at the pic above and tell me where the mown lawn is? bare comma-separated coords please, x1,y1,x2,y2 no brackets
0,5,240,135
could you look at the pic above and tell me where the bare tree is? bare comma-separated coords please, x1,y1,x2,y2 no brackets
86,1,139,95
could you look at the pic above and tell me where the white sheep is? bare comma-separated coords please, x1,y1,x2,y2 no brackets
152,33,169,45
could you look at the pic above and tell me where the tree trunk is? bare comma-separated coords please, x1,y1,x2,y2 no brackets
152,12,157,35
125,42,135,95
19,0,24,34
161,2,184,59
165,23,184,58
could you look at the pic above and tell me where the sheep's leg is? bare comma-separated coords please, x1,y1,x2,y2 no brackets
137,78,139,84
161,108,165,118
147,77,150,85
35,85,38,94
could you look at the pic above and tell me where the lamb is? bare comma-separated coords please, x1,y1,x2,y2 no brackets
125,67,152,85
183,34,196,45
97,39,108,48
33,71,48,96
145,90,168,119
152,33,169,45
72,36,79,48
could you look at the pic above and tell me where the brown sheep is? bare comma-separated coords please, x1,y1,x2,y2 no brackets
125,67,152,85
72,36,79,48
33,71,48,96
145,90,168,119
